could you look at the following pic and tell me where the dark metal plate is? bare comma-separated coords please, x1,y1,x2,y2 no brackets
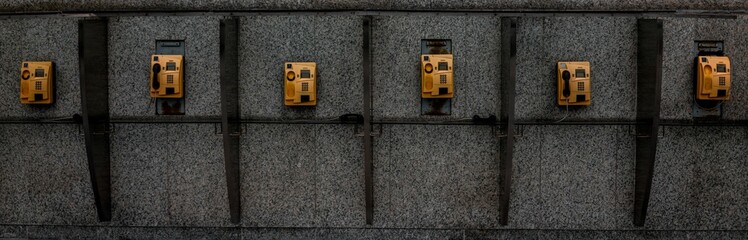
155,40,186,115
692,40,724,119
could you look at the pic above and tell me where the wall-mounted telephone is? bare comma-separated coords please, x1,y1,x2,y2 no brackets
284,62,317,106
696,56,731,101
421,54,454,99
557,61,591,106
150,55,184,98
20,61,54,104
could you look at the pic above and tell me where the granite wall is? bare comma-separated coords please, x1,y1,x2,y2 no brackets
2,0,748,12
1,11,748,240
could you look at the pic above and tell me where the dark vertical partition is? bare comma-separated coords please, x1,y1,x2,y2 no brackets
633,19,663,227
220,17,242,224
499,17,517,226
362,15,375,225
79,18,112,222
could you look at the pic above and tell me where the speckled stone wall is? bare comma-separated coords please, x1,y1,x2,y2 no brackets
372,16,501,120
0,18,80,118
3,226,748,239
0,125,95,224
373,125,500,228
1,11,748,240
110,124,229,226
509,125,634,229
241,124,364,227
239,16,363,119
515,17,637,121
3,0,748,12
661,17,748,120
109,16,221,117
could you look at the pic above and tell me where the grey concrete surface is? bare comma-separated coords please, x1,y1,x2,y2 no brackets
510,125,634,229
239,16,363,119
25,225,112,239
515,17,637,121
0,225,24,239
660,17,747,120
372,125,500,228
660,17,699,120
241,124,364,227
5,225,748,239
648,126,748,230
110,124,230,227
728,16,748,120
0,18,80,119
237,228,463,240
0,125,96,225
1,9,748,239
3,0,748,12
112,226,240,240
109,16,221,117
372,16,501,120
466,229,748,239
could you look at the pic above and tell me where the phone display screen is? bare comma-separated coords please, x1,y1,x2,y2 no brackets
575,69,586,78
438,62,448,71
717,64,726,73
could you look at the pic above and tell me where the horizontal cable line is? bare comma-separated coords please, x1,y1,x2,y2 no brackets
1,118,748,126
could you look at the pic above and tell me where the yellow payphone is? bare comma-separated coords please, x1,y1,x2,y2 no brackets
557,61,591,106
150,55,184,98
696,56,731,101
20,61,54,104
421,54,454,98
284,62,317,106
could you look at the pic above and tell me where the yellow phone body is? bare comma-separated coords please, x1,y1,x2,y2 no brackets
150,55,184,98
284,62,317,106
421,54,454,99
20,61,54,104
696,56,731,101
557,61,591,106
